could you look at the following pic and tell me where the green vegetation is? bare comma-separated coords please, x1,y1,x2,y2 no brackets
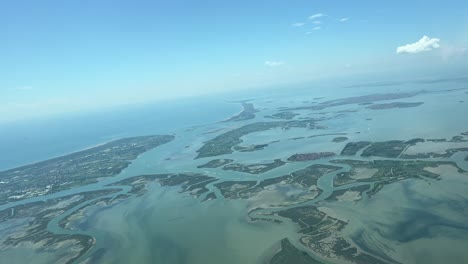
224,102,259,122
233,144,269,152
307,133,347,139
201,192,217,202
223,159,286,174
0,135,174,204
197,159,233,168
330,159,460,196
366,102,423,110
215,164,340,199
277,206,387,264
361,140,409,158
325,184,371,201
214,181,258,199
287,152,335,162
283,92,420,112
195,119,317,158
450,135,466,142
113,173,217,197
340,141,372,155
286,164,341,189
270,238,323,264
332,137,348,143
0,189,119,264
266,111,300,120
359,139,424,158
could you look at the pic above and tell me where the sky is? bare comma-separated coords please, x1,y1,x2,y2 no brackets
2,0,468,123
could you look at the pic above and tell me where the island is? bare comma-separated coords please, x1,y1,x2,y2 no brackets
270,238,323,264
0,189,120,264
287,152,335,162
276,206,388,264
195,119,318,158
340,141,372,155
282,91,421,112
111,173,217,197
222,159,286,174
224,102,259,122
197,159,234,168
366,102,424,110
329,159,464,197
266,111,300,120
214,164,341,200
233,144,269,152
0,135,174,204
332,137,348,143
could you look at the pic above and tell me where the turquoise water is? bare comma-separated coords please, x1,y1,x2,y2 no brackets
0,95,241,170
1,77,468,264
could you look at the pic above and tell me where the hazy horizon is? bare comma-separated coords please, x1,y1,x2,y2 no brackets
2,0,468,123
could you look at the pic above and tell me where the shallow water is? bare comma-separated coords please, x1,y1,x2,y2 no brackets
1,77,468,264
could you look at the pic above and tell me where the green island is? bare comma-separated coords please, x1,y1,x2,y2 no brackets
401,147,468,159
276,206,387,264
366,102,424,110
340,141,372,155
330,159,464,197
215,164,341,200
341,138,424,158
195,119,318,158
289,137,306,141
58,194,130,231
201,192,217,202
269,238,324,264
0,135,174,204
0,189,119,264
222,159,286,174
197,159,234,168
332,136,348,143
60,173,218,232
224,102,259,122
111,173,217,197
266,111,300,120
308,133,347,139
282,92,421,112
360,140,413,158
233,143,269,152
450,135,466,142
213,181,258,199
324,185,371,202
287,152,335,162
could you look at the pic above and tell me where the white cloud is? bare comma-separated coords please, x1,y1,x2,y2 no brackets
265,61,284,67
396,36,441,54
313,21,321,24
292,22,305,27
339,17,349,22
306,27,321,34
308,13,325,20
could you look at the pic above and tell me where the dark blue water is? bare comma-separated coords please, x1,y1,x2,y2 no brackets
0,95,240,170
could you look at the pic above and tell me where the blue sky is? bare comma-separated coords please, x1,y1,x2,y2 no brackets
2,0,468,122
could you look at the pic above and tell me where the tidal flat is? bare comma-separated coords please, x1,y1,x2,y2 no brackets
1,80,468,264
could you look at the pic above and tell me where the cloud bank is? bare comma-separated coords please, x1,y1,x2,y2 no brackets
396,36,441,54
